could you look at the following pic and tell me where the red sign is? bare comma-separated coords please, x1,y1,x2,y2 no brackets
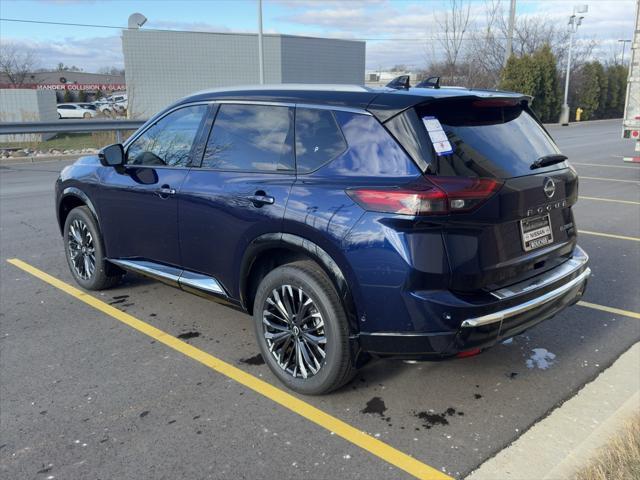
0,83,126,91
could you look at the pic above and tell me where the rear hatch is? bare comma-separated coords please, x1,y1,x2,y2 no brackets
393,97,579,292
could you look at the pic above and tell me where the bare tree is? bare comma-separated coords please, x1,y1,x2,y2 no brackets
0,44,39,86
435,0,472,83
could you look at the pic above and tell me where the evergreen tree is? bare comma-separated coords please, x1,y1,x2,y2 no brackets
62,88,72,103
78,90,87,102
592,61,608,119
499,44,560,123
575,62,601,120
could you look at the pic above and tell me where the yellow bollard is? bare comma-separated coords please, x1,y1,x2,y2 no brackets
576,107,583,122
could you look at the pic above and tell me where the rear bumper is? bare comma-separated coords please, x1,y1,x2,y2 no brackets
359,245,590,358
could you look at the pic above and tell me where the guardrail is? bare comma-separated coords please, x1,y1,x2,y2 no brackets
0,119,147,142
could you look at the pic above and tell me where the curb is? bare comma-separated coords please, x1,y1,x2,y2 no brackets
466,342,640,480
0,154,84,165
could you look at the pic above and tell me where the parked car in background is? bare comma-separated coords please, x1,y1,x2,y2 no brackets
55,85,590,394
93,99,115,116
57,103,97,119
76,103,98,112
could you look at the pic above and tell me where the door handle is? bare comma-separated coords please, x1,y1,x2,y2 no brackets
156,185,176,197
247,194,275,206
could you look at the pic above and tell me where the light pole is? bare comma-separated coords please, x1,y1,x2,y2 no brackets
258,0,265,84
560,4,588,126
618,39,631,64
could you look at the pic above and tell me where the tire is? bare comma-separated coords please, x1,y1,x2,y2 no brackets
252,260,356,395
83,112,91,119
63,206,121,290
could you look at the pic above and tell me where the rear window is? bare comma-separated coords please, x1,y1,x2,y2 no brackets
412,100,563,179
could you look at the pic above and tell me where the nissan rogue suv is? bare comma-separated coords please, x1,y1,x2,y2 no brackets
55,85,590,394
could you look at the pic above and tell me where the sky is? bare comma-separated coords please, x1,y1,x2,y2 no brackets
0,0,636,72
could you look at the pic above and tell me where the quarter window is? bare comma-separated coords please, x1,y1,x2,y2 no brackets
126,105,207,167
202,104,294,172
295,108,347,173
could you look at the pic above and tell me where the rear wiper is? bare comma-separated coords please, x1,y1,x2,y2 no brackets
530,154,568,170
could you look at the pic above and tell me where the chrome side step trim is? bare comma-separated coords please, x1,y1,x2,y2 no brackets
109,259,181,284
461,267,591,328
179,270,225,295
108,259,226,296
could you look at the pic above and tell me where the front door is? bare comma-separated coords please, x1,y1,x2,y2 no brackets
98,104,208,267
178,103,296,297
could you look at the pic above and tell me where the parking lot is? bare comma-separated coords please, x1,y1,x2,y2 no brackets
0,118,638,479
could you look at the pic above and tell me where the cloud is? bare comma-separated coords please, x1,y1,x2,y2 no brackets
3,35,124,72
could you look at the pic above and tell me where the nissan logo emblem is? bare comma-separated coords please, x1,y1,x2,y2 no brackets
543,178,556,198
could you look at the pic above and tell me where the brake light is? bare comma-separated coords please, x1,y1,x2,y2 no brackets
346,177,501,215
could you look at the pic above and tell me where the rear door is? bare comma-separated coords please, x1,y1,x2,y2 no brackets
411,98,579,291
178,103,296,297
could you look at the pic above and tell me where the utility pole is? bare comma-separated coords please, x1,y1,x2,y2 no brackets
504,0,516,68
560,4,588,126
619,39,631,64
258,0,264,84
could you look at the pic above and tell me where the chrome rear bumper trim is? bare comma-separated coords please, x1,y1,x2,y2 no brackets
461,266,591,328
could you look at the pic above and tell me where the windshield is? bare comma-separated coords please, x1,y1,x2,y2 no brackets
414,100,564,179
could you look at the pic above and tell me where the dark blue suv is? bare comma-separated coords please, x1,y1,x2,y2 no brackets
56,85,590,394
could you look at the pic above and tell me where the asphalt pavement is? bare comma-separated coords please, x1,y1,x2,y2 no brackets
1,118,638,479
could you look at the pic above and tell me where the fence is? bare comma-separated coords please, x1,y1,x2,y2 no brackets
0,119,147,143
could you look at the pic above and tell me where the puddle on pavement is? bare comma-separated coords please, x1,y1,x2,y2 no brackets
177,331,201,340
239,353,265,365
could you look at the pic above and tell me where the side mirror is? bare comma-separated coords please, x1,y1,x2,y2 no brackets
99,143,125,167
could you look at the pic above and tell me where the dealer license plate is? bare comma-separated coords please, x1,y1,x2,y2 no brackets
520,214,554,252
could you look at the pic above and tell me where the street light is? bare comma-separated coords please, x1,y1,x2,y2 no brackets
560,4,588,126
618,39,632,65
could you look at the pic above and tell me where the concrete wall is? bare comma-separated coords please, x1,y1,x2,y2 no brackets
123,30,281,118
280,36,365,84
122,30,365,118
0,89,58,142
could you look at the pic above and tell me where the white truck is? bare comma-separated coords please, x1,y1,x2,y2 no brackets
622,0,640,162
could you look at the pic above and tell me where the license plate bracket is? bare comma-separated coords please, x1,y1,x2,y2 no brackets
520,214,554,252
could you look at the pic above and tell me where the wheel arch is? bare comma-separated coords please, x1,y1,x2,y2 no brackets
240,233,361,333
57,187,100,235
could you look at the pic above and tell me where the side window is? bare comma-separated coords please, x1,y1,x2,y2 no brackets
201,104,294,172
295,108,347,173
126,105,207,167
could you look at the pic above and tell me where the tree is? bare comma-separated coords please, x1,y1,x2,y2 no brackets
56,63,83,72
0,44,39,86
78,90,87,102
435,0,472,83
97,66,125,76
63,89,72,103
499,44,559,123
604,64,628,117
574,62,601,120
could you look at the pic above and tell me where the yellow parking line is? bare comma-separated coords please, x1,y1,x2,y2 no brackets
573,162,640,170
580,176,640,184
5,258,450,480
577,301,640,320
579,230,640,242
579,196,640,205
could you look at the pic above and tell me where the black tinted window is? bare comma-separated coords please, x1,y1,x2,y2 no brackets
416,100,562,179
126,105,206,167
202,104,294,171
295,108,347,173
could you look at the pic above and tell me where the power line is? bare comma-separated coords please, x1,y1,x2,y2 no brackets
0,17,508,41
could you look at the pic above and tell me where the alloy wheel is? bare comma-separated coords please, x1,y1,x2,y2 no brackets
67,218,96,280
262,285,327,379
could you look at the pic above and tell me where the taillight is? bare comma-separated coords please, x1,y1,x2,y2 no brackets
346,176,502,215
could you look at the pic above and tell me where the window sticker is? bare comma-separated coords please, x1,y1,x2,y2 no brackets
422,116,453,156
